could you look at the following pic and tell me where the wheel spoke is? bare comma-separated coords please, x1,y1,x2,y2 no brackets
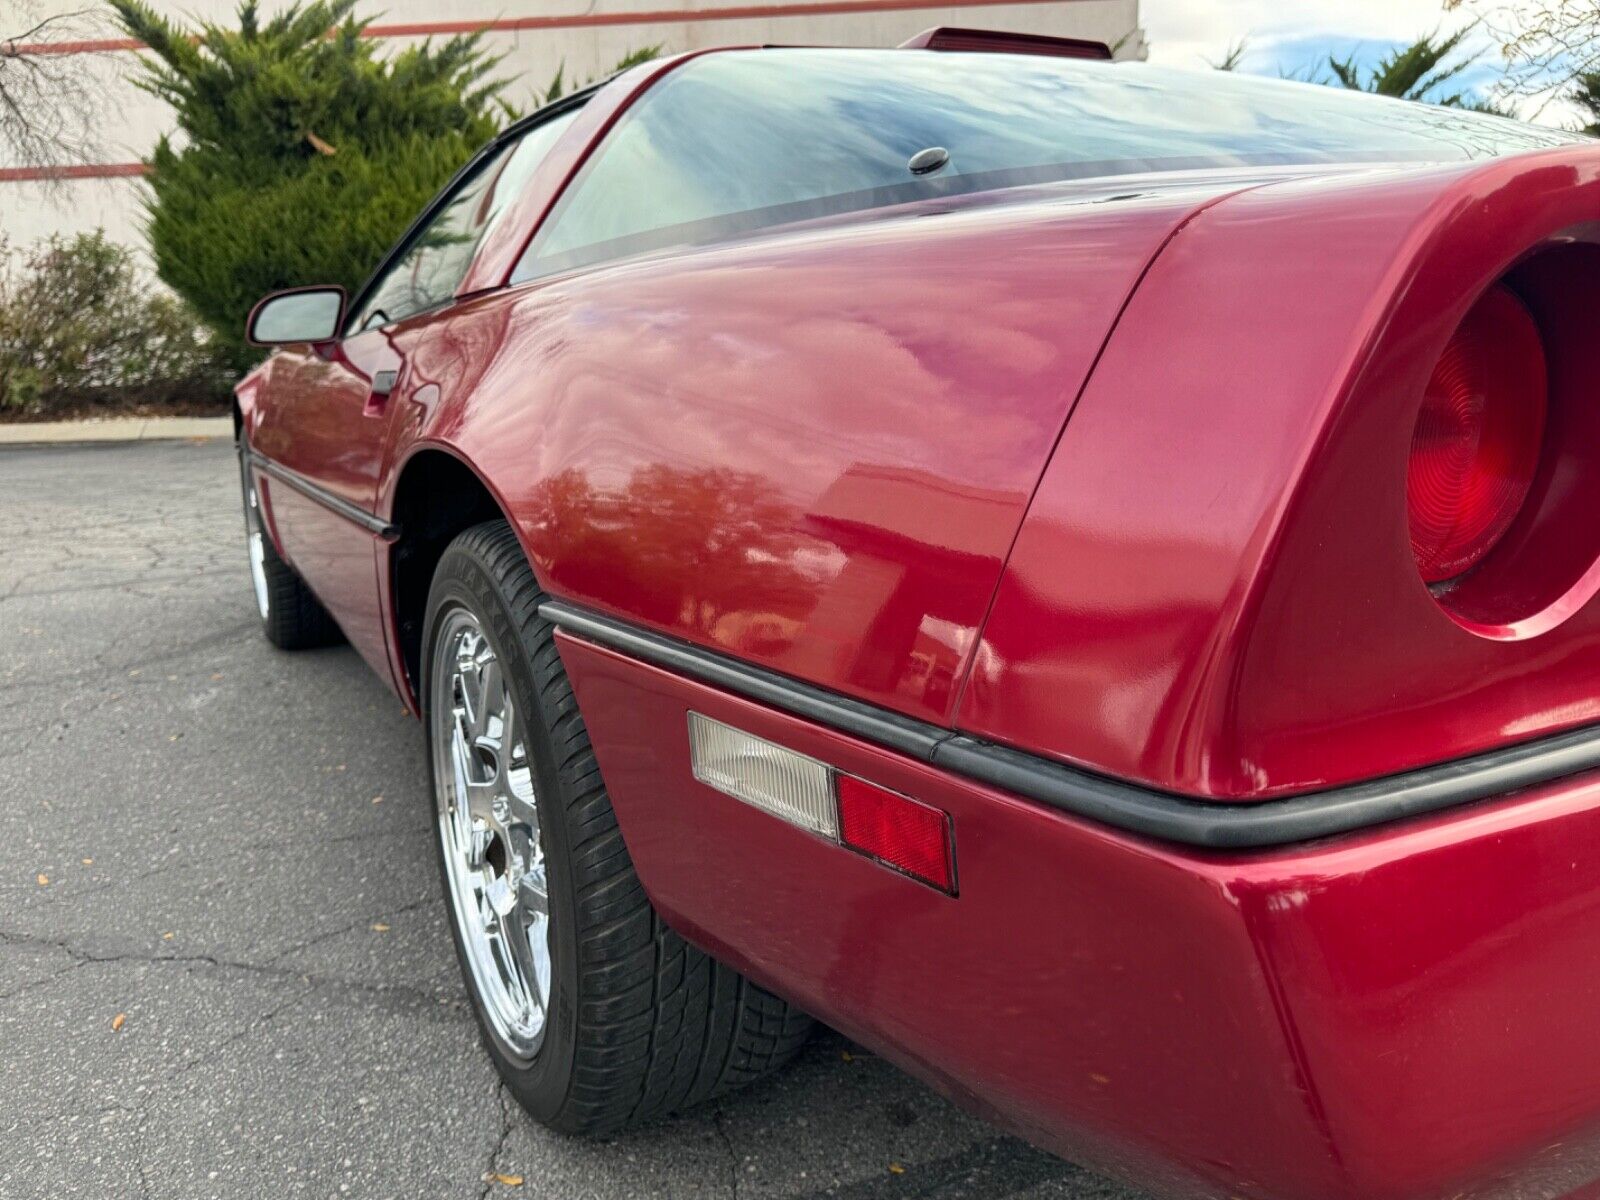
473,653,503,736
505,742,538,831
468,824,494,868
502,901,547,1017
518,861,549,916
449,711,475,805
450,709,499,824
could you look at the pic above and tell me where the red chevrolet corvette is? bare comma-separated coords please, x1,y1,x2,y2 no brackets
235,30,1600,1199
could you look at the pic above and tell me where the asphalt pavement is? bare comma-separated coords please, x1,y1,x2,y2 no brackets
0,438,1150,1200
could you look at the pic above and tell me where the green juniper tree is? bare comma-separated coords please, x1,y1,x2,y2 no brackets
108,0,510,364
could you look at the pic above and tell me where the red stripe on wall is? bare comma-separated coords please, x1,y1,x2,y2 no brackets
0,162,149,183
9,0,1074,56
371,0,1073,39
6,35,146,55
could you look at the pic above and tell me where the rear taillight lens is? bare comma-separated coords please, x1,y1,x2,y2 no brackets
1408,285,1548,584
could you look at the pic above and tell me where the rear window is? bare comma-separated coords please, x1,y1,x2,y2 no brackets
515,48,1580,281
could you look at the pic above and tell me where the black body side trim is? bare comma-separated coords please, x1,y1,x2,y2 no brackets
539,599,1600,850
245,450,399,542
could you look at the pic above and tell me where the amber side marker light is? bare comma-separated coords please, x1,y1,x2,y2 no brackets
688,712,956,894
1408,284,1549,585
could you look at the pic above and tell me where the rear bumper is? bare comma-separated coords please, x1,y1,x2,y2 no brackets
557,627,1600,1200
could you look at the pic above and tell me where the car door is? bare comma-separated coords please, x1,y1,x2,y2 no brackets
250,108,583,683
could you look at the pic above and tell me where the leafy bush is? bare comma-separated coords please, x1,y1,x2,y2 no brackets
108,0,510,365
0,232,231,417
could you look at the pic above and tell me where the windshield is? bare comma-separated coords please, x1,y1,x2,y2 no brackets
516,48,1582,281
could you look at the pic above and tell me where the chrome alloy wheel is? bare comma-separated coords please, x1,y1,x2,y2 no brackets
245,476,270,620
430,609,552,1059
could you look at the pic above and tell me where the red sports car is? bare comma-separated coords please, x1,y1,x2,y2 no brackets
235,31,1600,1200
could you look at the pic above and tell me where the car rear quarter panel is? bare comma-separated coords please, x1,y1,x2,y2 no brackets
385,179,1249,725
962,148,1600,799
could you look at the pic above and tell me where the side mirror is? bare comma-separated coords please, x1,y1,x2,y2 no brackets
247,286,346,346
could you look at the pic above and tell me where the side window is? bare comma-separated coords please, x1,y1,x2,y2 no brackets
349,109,580,332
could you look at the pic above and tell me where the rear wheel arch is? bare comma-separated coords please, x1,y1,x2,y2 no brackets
389,446,529,702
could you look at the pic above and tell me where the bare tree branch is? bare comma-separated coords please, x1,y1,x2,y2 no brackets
1447,0,1600,109
0,3,111,184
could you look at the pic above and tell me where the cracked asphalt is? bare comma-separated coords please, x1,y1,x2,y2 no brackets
0,439,1150,1200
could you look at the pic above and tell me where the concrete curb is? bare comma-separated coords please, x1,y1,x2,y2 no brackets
0,416,233,446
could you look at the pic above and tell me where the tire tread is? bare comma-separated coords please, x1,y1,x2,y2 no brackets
442,521,812,1134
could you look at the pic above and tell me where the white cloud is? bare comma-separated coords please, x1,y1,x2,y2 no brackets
1142,0,1466,69
1137,1,1591,126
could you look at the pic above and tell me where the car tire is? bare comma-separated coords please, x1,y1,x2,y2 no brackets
238,443,342,650
422,520,813,1134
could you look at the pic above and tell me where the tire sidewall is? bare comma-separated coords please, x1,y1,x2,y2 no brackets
421,537,581,1120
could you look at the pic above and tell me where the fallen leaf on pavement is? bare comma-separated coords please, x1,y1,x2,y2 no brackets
81,858,93,866
371,923,390,932
111,1013,126,1032
888,1163,905,1175
36,874,47,886
490,1174,523,1187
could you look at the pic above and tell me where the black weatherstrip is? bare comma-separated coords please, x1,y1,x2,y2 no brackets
540,599,1600,850
245,450,399,542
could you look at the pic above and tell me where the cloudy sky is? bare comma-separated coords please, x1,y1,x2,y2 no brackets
1140,0,1511,105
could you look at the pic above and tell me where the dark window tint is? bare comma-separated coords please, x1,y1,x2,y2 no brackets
516,49,1579,280
351,109,579,330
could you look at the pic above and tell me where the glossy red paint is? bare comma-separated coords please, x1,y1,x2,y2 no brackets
560,629,1600,1200
247,328,407,687
230,46,1600,1200
388,171,1262,724
962,148,1600,799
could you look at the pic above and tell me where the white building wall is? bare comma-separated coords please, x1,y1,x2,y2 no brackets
2,0,1143,258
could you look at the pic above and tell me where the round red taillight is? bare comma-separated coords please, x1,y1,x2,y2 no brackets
1407,285,1548,585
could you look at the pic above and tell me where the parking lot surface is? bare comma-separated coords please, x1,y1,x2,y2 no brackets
0,439,1150,1200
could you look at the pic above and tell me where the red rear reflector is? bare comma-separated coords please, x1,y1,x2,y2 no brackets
1407,284,1548,584
836,774,955,894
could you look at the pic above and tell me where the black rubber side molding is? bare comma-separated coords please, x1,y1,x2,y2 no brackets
539,599,1600,850
245,449,400,542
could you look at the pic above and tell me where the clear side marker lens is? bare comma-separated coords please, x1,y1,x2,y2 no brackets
688,712,838,839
